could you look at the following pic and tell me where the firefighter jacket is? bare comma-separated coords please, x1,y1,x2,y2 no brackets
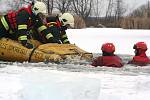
91,55,123,68
0,5,54,46
45,16,70,44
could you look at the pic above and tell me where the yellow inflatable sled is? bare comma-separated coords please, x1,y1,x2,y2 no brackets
0,38,93,62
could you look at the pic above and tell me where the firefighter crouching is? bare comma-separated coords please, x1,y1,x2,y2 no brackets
0,1,57,49
32,13,74,44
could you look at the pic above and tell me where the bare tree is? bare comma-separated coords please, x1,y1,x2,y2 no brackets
114,0,125,20
102,0,126,27
92,0,103,25
55,0,72,13
105,0,114,21
129,1,150,18
147,0,150,17
105,0,126,20
42,0,54,14
113,0,126,27
71,0,93,21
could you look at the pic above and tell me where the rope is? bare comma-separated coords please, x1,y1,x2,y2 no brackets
28,47,37,62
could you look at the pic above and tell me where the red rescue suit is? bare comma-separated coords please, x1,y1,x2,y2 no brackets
91,55,123,68
128,51,150,66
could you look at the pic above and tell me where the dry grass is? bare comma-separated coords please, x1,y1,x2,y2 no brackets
74,15,86,29
121,17,150,29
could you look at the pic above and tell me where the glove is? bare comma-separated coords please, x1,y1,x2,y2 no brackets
60,26,67,31
26,31,32,39
47,37,61,44
25,43,34,49
21,40,34,49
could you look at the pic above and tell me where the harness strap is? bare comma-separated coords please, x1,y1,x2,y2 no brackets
7,12,17,30
6,5,32,31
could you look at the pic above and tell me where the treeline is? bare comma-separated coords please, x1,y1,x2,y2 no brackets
1,0,150,29
41,0,150,29
121,1,150,29
42,0,127,28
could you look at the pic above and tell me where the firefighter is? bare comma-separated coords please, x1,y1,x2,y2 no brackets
91,43,123,68
128,42,150,66
0,1,57,49
32,13,74,44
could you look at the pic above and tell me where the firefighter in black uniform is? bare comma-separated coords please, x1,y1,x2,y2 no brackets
0,1,57,49
32,13,74,44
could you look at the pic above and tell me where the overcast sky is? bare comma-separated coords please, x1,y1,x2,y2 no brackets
124,0,142,14
126,0,147,8
124,0,148,15
97,0,149,16
0,0,149,16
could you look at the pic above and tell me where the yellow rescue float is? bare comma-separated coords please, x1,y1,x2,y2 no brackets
0,38,93,62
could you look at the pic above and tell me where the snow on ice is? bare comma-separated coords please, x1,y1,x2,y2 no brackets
67,28,150,55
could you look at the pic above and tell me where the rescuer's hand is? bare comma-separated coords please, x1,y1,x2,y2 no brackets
25,43,34,49
60,26,67,31
21,40,34,49
48,37,60,43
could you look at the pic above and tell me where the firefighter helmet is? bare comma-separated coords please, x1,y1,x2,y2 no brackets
101,43,115,53
59,13,74,28
32,1,47,15
133,42,147,51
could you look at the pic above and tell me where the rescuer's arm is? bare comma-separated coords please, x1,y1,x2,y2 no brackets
16,10,34,49
60,29,70,44
33,15,58,43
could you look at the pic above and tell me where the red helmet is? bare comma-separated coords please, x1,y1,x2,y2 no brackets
101,43,115,53
133,42,147,51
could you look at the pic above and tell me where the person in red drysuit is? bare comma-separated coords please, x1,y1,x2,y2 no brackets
128,42,150,66
91,43,123,68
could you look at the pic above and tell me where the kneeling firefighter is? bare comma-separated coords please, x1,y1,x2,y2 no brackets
128,42,150,66
91,43,124,68
32,13,74,44
0,1,57,49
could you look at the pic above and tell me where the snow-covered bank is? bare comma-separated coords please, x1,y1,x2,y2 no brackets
67,28,150,56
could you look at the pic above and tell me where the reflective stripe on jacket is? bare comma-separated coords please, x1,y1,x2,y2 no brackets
46,16,70,44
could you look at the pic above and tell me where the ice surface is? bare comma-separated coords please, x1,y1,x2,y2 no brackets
1,63,150,100
1,28,150,100
67,28,150,56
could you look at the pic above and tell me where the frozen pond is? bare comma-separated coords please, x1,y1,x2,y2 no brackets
1,28,150,100
0,54,150,100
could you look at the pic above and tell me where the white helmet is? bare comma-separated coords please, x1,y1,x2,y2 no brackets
59,13,74,28
32,1,47,15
